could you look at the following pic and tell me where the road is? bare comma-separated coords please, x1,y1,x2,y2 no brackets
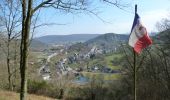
47,52,58,63
39,49,64,80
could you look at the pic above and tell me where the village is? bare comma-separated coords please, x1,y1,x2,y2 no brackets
39,45,121,82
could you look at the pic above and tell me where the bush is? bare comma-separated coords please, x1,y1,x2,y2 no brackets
64,86,91,100
28,79,48,94
27,79,63,99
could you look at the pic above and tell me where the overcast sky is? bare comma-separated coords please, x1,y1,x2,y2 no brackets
35,0,170,37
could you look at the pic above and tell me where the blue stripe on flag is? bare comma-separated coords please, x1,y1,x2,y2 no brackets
130,13,140,33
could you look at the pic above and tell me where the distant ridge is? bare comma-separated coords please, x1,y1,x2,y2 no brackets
30,39,48,51
35,34,100,44
85,33,128,45
68,33,129,52
31,33,129,52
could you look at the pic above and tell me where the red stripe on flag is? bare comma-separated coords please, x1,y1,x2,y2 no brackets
134,34,152,53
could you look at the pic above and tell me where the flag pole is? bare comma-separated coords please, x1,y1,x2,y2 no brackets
134,4,137,100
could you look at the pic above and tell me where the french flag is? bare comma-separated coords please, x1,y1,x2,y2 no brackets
128,13,152,54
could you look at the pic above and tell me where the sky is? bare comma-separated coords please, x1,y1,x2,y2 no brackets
35,0,170,37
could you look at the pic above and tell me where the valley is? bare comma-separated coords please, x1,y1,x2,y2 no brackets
32,33,127,83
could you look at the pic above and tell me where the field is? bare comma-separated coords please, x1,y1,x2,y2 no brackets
82,72,121,80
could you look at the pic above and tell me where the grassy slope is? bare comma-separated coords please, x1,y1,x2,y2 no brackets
0,90,56,100
104,53,122,70
80,53,122,80
88,53,122,69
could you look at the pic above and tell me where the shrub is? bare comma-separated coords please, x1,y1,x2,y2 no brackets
27,79,63,99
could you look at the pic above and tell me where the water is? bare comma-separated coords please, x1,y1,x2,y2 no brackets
73,75,89,85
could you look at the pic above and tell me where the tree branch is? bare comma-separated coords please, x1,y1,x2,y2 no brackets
32,0,54,14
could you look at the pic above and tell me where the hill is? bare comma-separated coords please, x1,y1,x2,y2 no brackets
68,33,129,53
86,33,128,44
35,34,100,44
30,39,48,51
85,33,129,50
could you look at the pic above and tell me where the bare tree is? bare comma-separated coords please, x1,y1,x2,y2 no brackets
0,0,21,91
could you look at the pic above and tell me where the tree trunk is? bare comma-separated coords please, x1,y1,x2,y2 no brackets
20,0,32,100
13,40,18,90
7,39,12,91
